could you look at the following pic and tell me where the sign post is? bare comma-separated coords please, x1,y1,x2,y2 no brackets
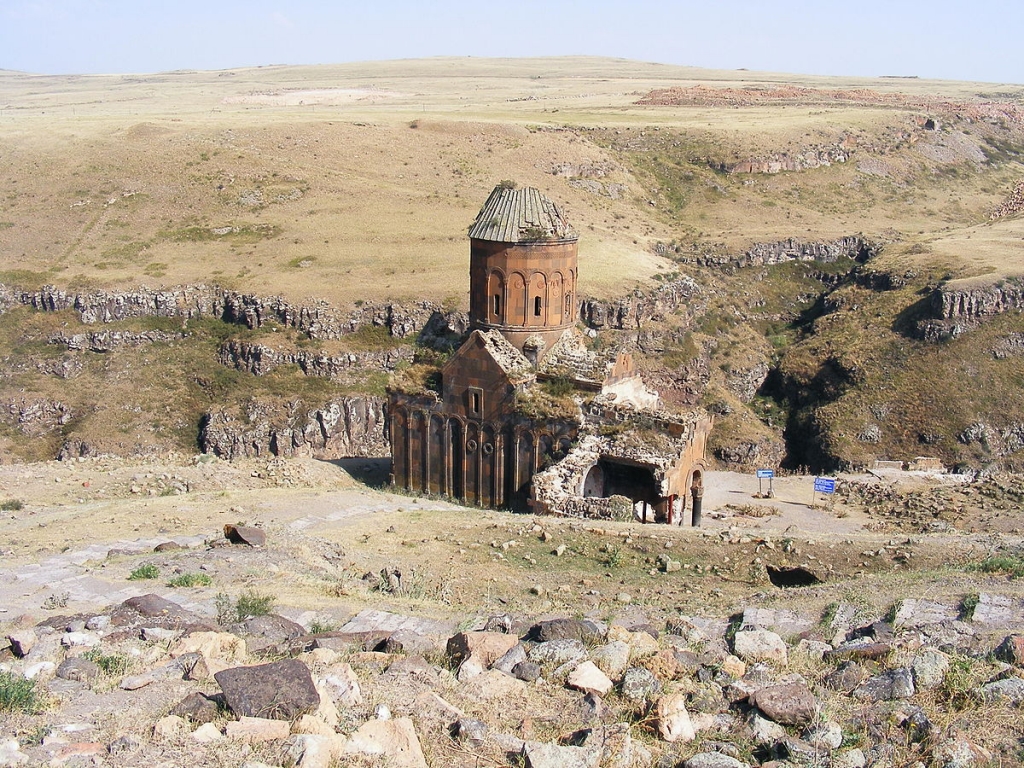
756,468,775,498
812,477,836,505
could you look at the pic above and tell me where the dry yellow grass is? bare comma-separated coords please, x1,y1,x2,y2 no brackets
2,57,1021,309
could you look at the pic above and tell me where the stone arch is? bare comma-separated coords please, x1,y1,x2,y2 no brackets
550,271,564,324
582,463,604,497
509,271,527,327
487,268,506,323
529,272,547,326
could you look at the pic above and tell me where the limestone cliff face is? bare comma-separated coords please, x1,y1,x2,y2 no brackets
0,283,467,344
198,397,388,460
665,236,875,269
580,276,704,331
915,278,1024,340
218,340,413,377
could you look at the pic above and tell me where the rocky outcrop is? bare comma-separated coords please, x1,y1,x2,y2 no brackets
219,341,413,378
51,330,186,352
0,397,73,438
664,236,875,269
199,396,387,460
725,145,850,174
580,275,704,331
914,278,1024,340
0,283,468,345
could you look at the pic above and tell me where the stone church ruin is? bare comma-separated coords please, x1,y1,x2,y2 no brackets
387,184,713,523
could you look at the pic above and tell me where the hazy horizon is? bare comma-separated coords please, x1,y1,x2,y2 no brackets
2,0,1021,85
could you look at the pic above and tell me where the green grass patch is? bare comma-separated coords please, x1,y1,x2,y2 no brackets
167,572,213,588
0,671,41,713
127,563,159,580
0,499,24,511
969,555,1024,579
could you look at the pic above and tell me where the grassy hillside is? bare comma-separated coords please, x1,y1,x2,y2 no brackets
2,57,1023,468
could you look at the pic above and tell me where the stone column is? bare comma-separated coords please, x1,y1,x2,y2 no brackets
691,485,704,527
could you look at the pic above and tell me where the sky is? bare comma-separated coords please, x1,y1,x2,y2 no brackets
1,0,1021,85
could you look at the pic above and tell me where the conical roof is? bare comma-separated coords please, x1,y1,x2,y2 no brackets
468,185,577,243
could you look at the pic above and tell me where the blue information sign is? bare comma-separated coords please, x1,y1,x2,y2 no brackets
813,477,836,494
756,469,774,479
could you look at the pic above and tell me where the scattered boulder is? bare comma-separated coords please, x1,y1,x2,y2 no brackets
567,661,614,696
733,629,787,665
750,681,817,725
55,657,99,683
342,717,428,768
521,740,601,768
225,716,291,743
620,667,660,705
656,692,695,742
223,524,266,547
6,630,36,658
911,647,950,691
530,618,605,644
853,668,915,701
169,692,221,723
684,752,750,768
215,659,320,719
446,631,520,668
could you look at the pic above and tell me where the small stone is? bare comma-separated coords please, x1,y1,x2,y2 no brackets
226,716,291,743
616,593,632,604
567,661,614,696
169,692,220,723
153,715,187,739
192,723,224,742
84,616,110,631
733,629,787,665
993,634,1024,666
751,681,817,726
620,667,660,705
56,657,100,683
6,630,36,657
656,693,695,742
912,647,949,691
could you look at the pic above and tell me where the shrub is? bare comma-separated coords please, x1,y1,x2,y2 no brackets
0,499,24,511
215,589,276,624
0,671,40,713
166,572,213,588
127,563,159,580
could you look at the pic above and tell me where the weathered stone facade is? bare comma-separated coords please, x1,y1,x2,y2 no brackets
388,185,713,521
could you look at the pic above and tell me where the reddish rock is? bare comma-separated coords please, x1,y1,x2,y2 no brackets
446,631,520,668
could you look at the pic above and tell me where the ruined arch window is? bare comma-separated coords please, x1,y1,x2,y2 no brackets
493,294,501,317
565,294,572,315
534,296,542,317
